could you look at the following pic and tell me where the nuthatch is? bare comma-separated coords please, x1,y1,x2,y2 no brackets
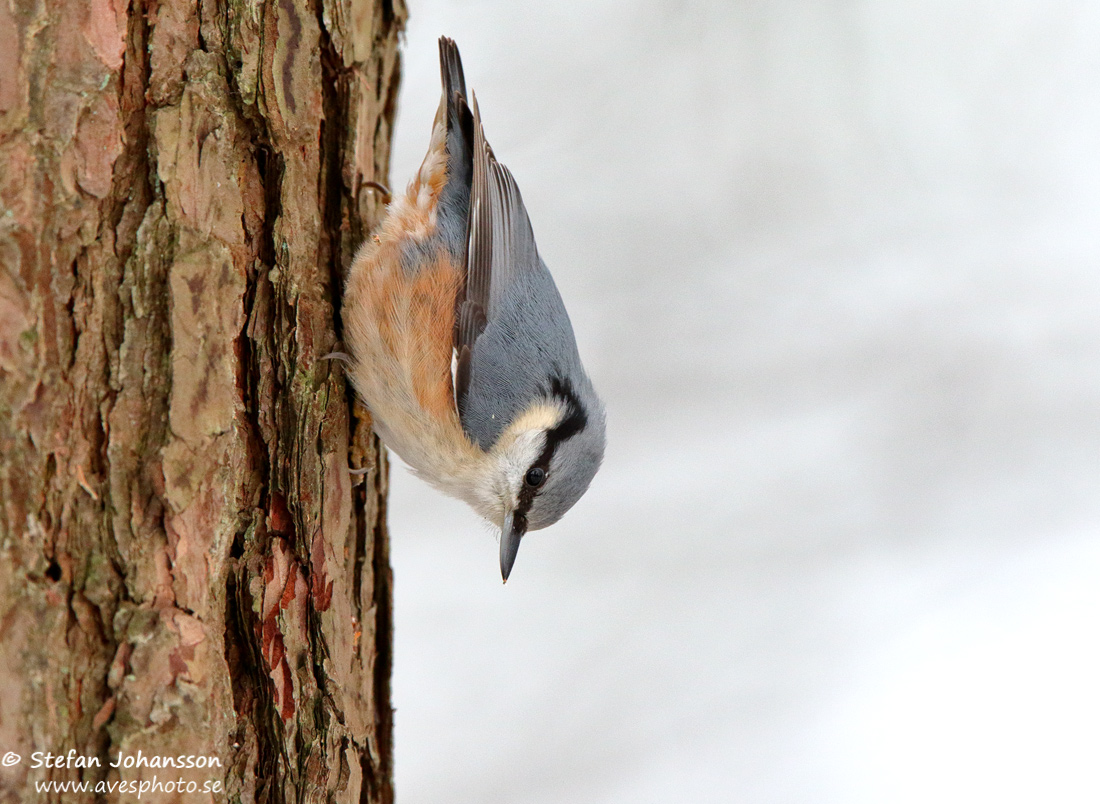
342,38,606,581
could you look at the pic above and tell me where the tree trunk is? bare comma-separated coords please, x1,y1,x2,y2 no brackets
0,0,405,800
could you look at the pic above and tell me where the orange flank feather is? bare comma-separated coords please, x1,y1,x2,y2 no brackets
343,240,461,427
397,253,461,421
343,114,468,438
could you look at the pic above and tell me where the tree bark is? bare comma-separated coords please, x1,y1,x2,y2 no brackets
0,0,405,800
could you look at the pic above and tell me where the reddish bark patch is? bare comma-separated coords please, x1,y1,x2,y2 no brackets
92,696,116,730
73,92,123,198
268,492,294,536
310,528,333,612
82,0,126,70
259,539,306,722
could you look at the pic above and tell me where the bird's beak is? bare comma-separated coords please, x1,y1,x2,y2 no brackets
500,510,527,583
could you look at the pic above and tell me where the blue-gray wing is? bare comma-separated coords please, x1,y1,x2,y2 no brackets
454,94,545,438
438,40,593,452
466,94,539,318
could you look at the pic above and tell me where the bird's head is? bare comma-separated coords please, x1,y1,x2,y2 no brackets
477,376,605,581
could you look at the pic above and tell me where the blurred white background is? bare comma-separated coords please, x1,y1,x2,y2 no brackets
382,2,1100,802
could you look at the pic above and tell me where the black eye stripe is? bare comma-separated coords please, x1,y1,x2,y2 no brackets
514,375,588,518
545,376,587,443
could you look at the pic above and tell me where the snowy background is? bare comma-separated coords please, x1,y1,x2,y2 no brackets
382,2,1100,802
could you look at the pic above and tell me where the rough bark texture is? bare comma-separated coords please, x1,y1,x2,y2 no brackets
0,0,405,800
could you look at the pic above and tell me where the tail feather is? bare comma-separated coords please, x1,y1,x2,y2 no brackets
437,37,474,247
438,37,476,365
439,36,468,110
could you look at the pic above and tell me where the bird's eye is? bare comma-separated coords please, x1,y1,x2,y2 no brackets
525,467,546,488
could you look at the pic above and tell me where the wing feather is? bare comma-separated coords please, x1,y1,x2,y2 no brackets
454,93,540,406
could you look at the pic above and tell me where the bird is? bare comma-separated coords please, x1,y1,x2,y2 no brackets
342,37,606,582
